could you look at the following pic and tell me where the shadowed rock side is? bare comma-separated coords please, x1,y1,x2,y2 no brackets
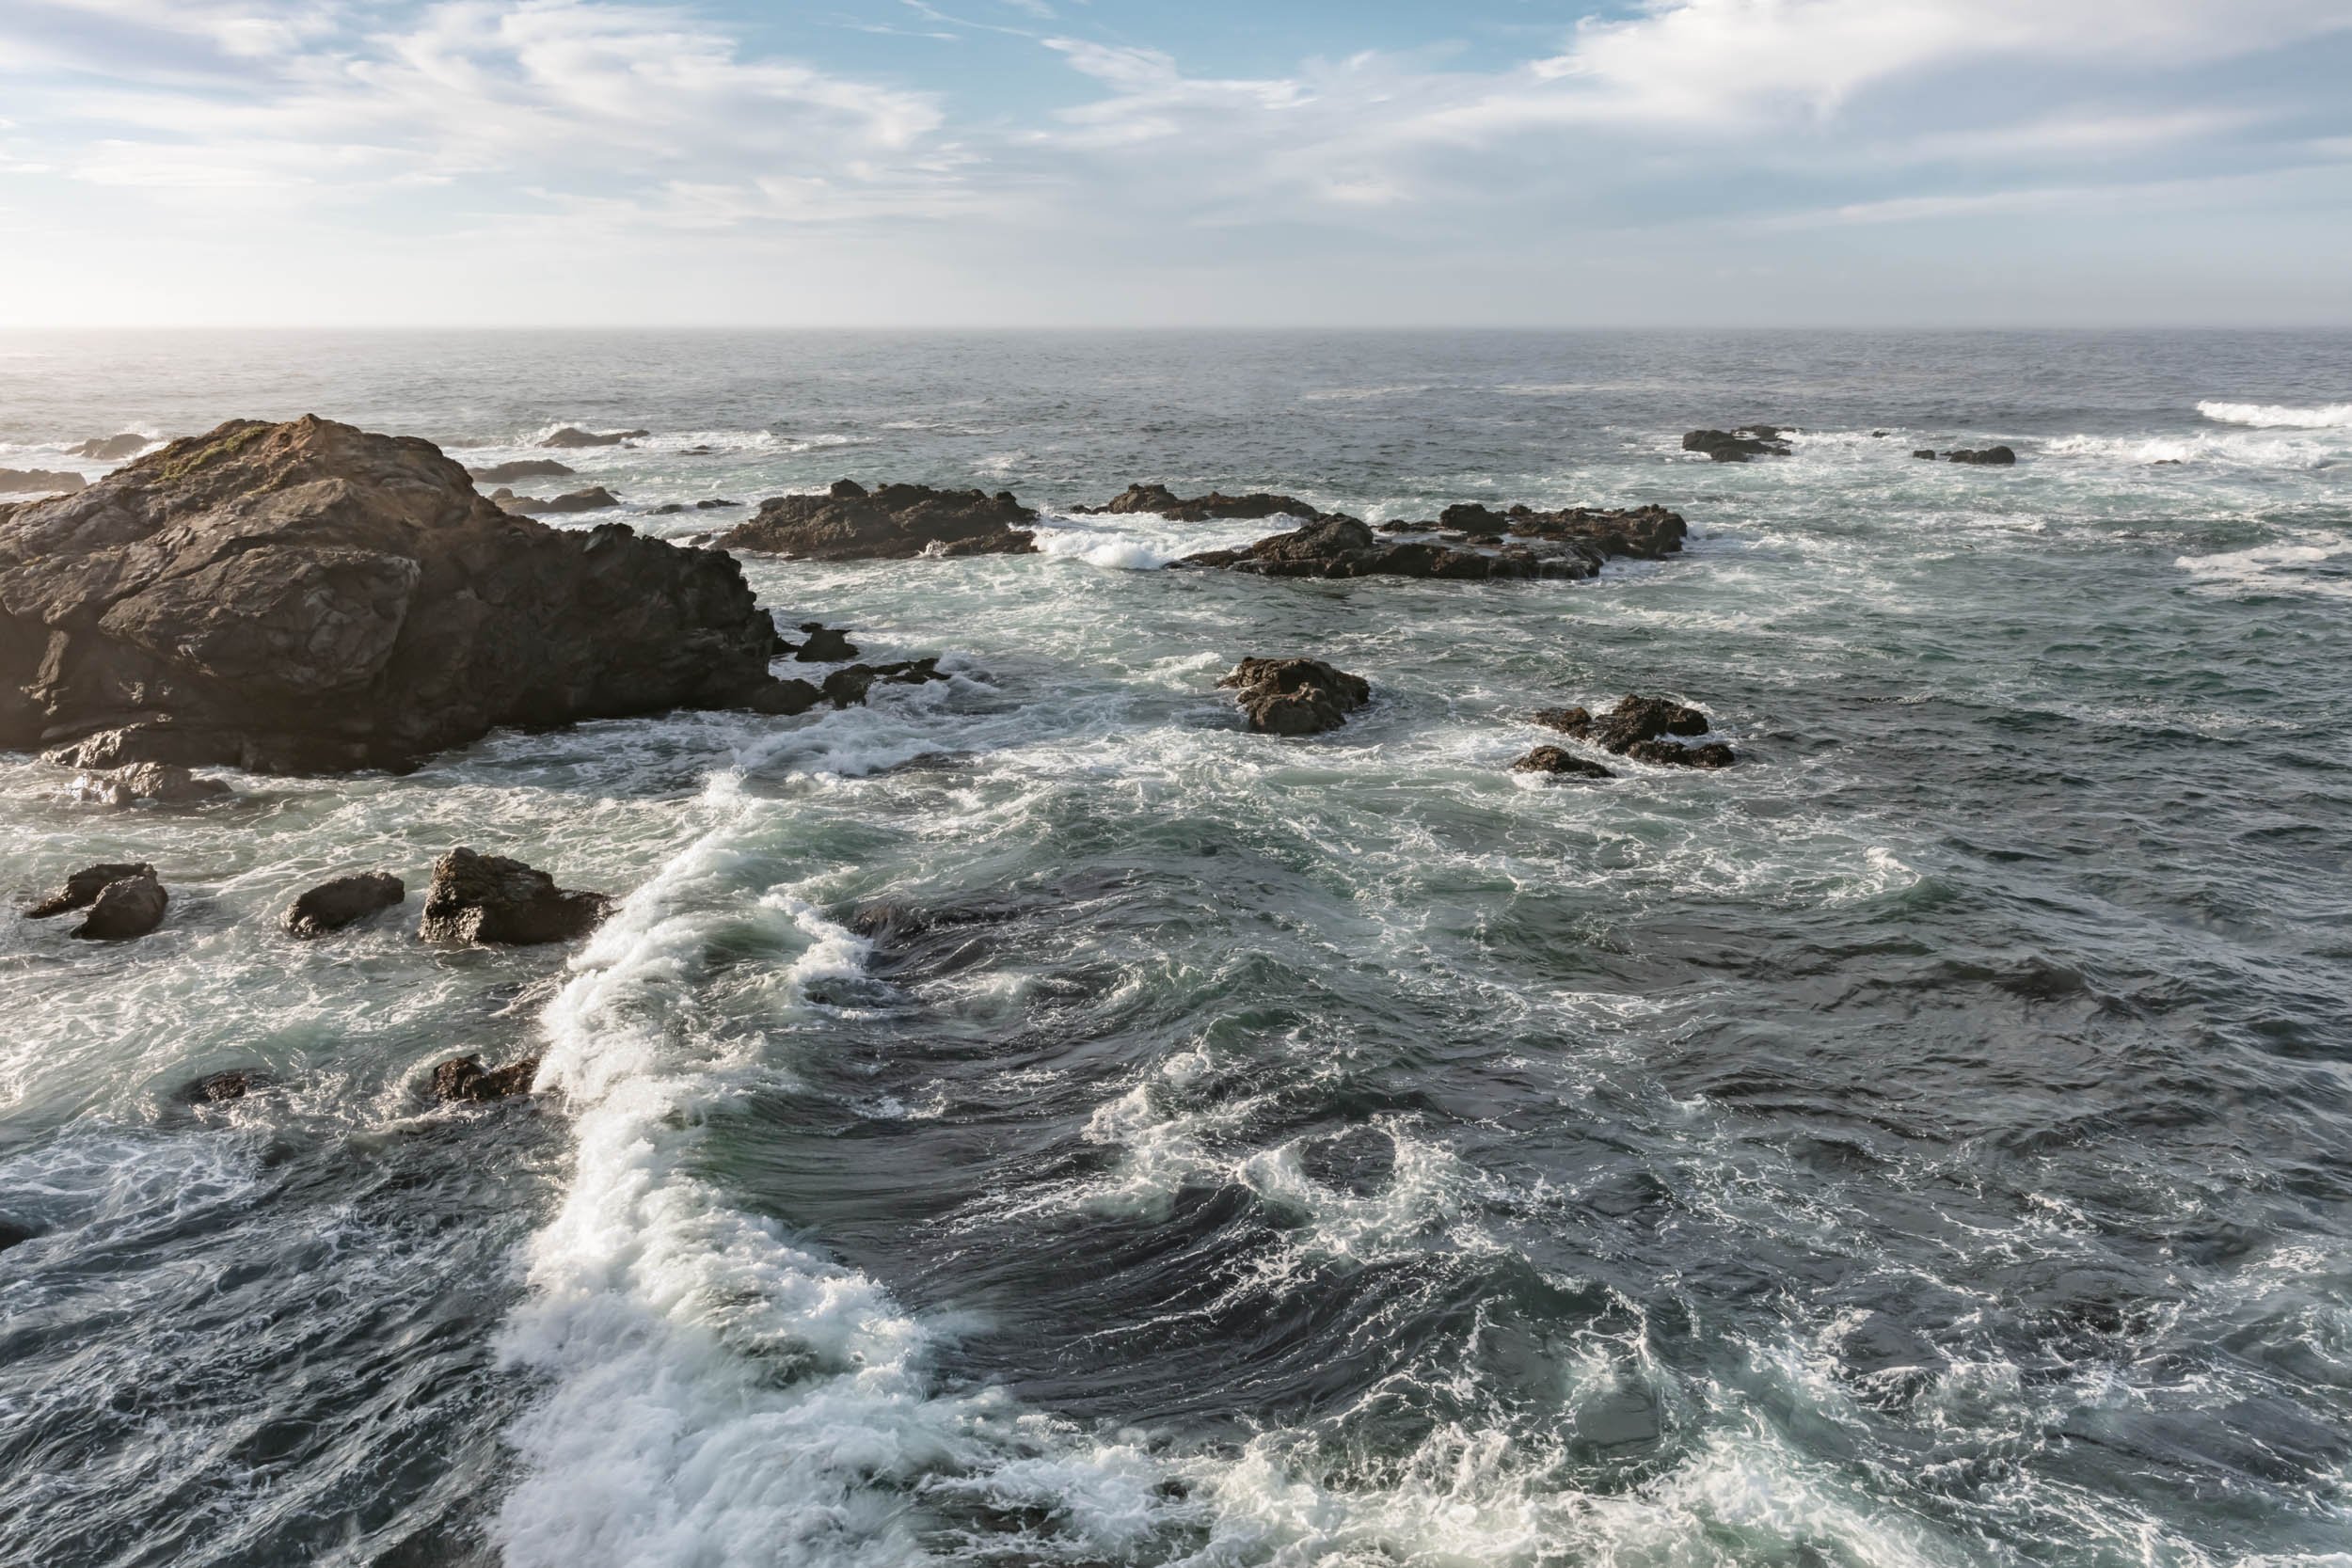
715,480,1038,560
489,485,621,515
26,862,154,919
0,416,803,772
1072,483,1327,524
283,871,405,937
1184,502,1686,581
1219,657,1371,735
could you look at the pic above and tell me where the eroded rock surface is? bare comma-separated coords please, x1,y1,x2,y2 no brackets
72,868,168,940
418,847,611,945
715,480,1038,560
1537,695,1737,768
1219,657,1371,736
1511,745,1613,779
283,871,405,937
27,862,155,919
430,1053,540,1102
0,417,798,772
68,762,232,807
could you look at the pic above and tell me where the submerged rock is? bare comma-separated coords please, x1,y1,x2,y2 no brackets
1682,426,1792,462
1511,745,1614,779
539,427,647,449
650,498,742,515
0,416,800,772
72,868,168,940
27,862,155,919
68,761,233,807
72,434,153,462
1538,695,1736,768
179,1069,257,1103
468,458,575,483
820,657,947,708
1219,657,1370,736
283,871,405,937
0,1218,35,1252
491,485,621,515
1185,502,1684,582
1073,483,1327,524
418,847,611,945
1913,450,1938,460
0,468,86,496
716,479,1039,561
1947,446,2018,466
430,1053,540,1103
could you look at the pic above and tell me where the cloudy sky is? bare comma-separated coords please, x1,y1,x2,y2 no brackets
2,0,2348,326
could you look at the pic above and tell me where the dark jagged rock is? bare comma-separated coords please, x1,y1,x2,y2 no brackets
696,498,740,510
1,417,801,773
0,468,86,496
283,871,405,937
430,1053,540,1103
418,847,611,945
1947,446,2017,466
1626,738,1738,768
539,428,647,449
821,658,946,708
27,862,154,918
793,623,859,662
1072,483,1327,524
68,761,233,807
491,485,620,515
1184,503,1684,582
1219,657,1370,736
716,480,1038,561
180,1070,257,1103
72,868,167,940
468,458,575,483
1682,427,1792,462
745,677,822,715
1538,695,1736,768
72,435,153,462
0,1218,35,1252
1912,450,1937,460
1512,745,1613,779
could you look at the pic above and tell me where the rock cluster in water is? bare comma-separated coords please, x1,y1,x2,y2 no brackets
0,416,802,772
282,872,405,938
1182,505,1685,581
429,1053,541,1103
1072,483,1324,524
1220,657,1371,735
539,427,647,449
1682,426,1792,462
0,468,86,496
1534,695,1737,768
67,762,232,808
714,480,1039,560
489,485,621,515
26,862,169,939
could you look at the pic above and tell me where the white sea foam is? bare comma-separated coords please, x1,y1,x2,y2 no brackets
2175,539,2352,600
2198,400,2352,429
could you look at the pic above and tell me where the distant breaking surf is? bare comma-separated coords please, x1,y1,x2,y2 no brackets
2197,400,2352,429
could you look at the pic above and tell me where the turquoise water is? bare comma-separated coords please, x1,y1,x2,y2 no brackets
2,330,2349,1566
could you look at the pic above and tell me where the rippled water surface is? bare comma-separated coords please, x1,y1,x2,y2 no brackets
3,330,2350,1567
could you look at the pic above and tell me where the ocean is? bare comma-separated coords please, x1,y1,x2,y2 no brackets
2,328,2348,1567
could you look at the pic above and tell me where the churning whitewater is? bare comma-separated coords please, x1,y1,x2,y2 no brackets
3,329,2350,1568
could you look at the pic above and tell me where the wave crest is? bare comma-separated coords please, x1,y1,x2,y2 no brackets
2196,400,2352,429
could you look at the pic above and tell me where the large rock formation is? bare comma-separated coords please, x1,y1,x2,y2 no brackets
418,847,611,945
1072,483,1326,524
0,469,86,496
0,416,803,772
714,480,1038,561
1219,657,1370,735
1184,502,1685,581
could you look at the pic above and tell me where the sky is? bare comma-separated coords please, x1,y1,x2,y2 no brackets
1,0,2349,327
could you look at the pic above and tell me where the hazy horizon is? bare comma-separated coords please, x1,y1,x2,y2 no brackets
4,0,2350,330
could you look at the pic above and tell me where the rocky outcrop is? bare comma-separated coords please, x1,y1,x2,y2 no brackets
1947,446,2017,466
27,862,154,918
283,871,405,937
72,868,168,940
1536,696,1737,768
716,480,1038,561
490,485,621,515
790,624,859,662
1185,502,1685,582
430,1053,540,1102
1072,483,1327,524
1511,745,1613,779
650,499,741,515
0,416,802,772
1682,426,1792,462
469,459,575,483
179,1070,256,1103
1219,657,1370,736
0,469,86,496
72,435,153,462
418,847,611,945
68,761,232,807
819,658,946,708
539,428,646,449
